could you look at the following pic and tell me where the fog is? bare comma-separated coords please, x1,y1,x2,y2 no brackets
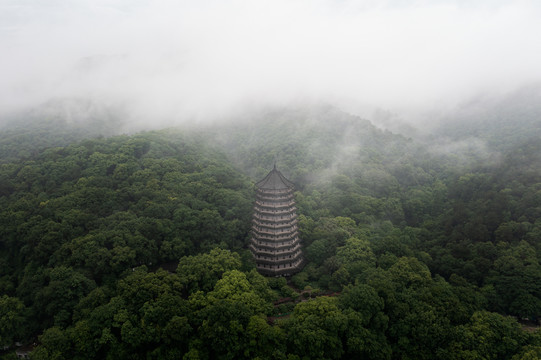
2,0,541,127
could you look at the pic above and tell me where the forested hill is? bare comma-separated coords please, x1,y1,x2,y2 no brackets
433,83,541,152
1,105,541,359
203,106,426,180
0,98,125,162
200,105,457,192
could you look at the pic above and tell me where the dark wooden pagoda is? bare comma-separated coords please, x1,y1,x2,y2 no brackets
249,165,304,276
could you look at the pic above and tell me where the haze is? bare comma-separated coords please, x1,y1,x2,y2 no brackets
2,0,541,125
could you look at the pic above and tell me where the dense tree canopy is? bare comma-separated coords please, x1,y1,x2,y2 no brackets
0,105,540,359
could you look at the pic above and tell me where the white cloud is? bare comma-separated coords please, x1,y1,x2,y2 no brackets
1,0,541,123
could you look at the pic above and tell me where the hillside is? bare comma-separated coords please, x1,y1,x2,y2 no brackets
0,99,125,162
0,105,540,359
433,83,541,152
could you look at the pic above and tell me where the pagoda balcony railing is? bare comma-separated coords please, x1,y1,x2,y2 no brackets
255,197,295,205
256,194,295,202
256,188,291,194
255,257,301,267
250,238,301,250
253,251,302,265
250,242,300,253
252,226,298,236
254,200,296,208
251,231,299,242
256,257,303,269
252,236,295,245
256,257,304,271
252,223,298,232
253,206,297,215
251,237,299,248
252,215,297,223
249,243,302,256
252,213,297,221
252,219,298,229
257,189,294,196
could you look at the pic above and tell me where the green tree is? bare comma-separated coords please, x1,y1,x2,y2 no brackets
454,311,527,360
177,249,242,295
34,266,96,328
285,296,348,359
336,237,377,277
0,295,25,346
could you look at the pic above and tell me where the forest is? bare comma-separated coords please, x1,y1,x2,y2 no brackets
1,100,541,360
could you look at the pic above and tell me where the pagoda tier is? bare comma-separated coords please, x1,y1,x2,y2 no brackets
250,166,304,276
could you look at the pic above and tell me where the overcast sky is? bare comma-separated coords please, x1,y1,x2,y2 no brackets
1,0,541,122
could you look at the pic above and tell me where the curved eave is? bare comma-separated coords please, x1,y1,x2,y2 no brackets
256,168,295,190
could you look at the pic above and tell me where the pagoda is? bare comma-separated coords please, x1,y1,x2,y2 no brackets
249,165,304,276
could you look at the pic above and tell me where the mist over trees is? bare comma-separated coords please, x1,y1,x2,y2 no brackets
0,93,540,359
2,1,541,358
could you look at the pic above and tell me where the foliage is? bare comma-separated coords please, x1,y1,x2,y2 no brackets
1,105,540,358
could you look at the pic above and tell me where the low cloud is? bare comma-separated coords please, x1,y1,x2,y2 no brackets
2,0,541,125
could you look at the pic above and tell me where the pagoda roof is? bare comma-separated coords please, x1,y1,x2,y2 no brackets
256,165,295,190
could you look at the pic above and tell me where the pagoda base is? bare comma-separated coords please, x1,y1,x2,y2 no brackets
255,257,305,277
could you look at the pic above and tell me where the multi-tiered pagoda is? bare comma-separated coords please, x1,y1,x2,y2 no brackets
249,165,304,276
